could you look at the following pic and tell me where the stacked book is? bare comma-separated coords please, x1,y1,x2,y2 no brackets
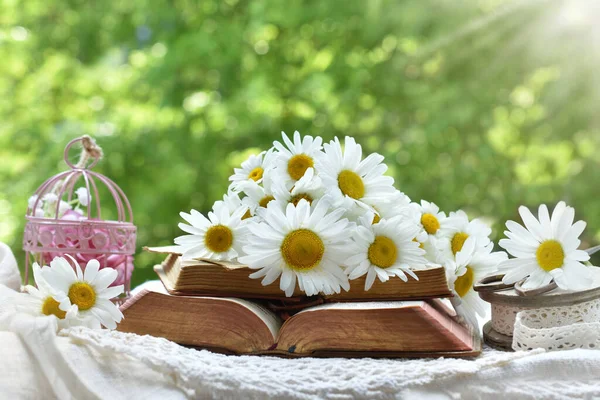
118,246,480,358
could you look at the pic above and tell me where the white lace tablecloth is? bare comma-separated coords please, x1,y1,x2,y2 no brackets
1,279,600,399
2,327,600,400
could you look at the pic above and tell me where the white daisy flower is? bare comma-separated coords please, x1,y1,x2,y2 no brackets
237,174,276,219
41,256,124,330
20,263,78,328
406,200,449,262
239,198,355,297
497,201,592,291
75,187,91,206
175,201,249,261
446,237,507,328
272,131,323,190
271,167,325,209
412,200,448,237
229,149,276,187
219,191,252,220
436,210,492,261
370,190,412,224
317,136,396,213
344,190,412,224
345,213,429,291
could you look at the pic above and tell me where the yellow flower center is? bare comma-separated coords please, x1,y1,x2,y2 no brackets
451,232,469,255
259,195,275,208
421,213,440,234
242,209,252,220
536,240,565,272
68,282,97,311
204,224,234,253
338,170,365,200
281,229,324,271
42,297,66,319
454,266,474,298
248,167,264,181
287,154,314,181
290,193,313,206
368,236,398,268
372,213,381,224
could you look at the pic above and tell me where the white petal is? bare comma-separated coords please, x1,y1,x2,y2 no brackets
84,259,100,283
555,206,575,241
521,269,548,289
560,220,586,243
538,204,551,232
518,206,545,242
93,268,118,290
280,269,294,293
567,249,590,262
98,285,124,299
365,268,377,291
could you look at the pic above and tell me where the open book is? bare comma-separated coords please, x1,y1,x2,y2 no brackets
118,283,479,357
147,246,452,301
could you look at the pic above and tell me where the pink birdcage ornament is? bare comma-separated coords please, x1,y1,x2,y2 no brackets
23,136,137,297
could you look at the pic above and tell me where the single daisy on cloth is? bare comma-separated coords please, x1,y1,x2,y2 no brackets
20,262,78,328
272,167,325,209
345,213,428,291
175,201,249,261
436,210,492,261
228,149,275,187
497,201,592,290
41,256,124,329
317,136,396,213
239,198,354,297
445,237,507,328
272,131,323,190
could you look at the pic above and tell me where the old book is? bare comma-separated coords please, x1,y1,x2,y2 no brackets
118,282,480,357
146,246,452,301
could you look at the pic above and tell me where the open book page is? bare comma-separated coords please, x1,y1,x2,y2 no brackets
136,281,283,341
224,298,283,340
296,301,421,314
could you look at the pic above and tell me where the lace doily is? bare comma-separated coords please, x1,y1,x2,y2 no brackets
491,303,531,336
61,327,539,399
512,297,600,351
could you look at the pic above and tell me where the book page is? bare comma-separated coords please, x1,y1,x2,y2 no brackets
143,283,282,340
218,298,283,340
296,301,423,315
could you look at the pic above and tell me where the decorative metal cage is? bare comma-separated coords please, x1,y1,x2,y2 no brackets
23,136,136,296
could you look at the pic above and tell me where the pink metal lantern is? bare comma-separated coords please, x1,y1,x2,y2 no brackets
23,136,136,296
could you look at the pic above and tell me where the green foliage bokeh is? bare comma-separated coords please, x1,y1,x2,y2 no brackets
1,0,599,287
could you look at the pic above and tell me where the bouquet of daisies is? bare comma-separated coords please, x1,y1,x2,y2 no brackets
174,132,596,326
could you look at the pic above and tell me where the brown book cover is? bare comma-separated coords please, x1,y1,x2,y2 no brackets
146,246,452,301
117,283,480,358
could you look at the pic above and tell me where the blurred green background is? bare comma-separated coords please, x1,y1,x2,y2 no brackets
1,0,599,287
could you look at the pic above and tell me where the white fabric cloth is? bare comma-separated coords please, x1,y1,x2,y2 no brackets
0,242,21,291
2,325,600,399
1,244,600,399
